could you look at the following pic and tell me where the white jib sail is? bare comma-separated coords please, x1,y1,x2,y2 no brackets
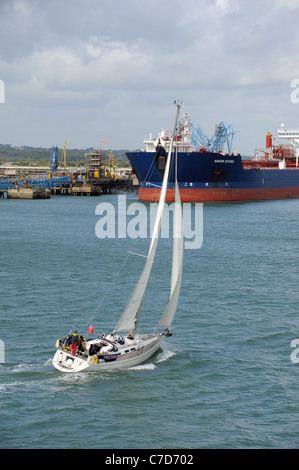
113,104,181,336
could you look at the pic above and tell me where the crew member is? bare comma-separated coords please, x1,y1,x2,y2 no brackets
78,336,86,354
71,330,79,355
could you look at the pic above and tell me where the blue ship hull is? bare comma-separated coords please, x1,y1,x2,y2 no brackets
126,151,299,202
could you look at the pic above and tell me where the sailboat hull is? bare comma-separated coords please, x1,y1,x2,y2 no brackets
52,334,164,373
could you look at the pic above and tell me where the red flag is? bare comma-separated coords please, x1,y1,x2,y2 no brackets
88,325,94,334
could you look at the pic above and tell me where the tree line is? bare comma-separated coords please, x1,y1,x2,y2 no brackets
0,144,131,167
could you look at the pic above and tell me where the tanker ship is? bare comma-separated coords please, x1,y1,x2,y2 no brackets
126,112,299,202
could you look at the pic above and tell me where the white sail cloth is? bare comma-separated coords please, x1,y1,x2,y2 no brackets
157,181,183,329
113,104,183,336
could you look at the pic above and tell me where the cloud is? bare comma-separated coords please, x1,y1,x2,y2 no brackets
274,0,299,8
0,0,299,153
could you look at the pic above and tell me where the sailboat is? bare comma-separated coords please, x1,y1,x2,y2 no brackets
52,102,184,373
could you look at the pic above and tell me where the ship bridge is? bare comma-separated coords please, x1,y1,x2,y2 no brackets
277,124,299,165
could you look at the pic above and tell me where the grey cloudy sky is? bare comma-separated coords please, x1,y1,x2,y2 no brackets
1,0,299,155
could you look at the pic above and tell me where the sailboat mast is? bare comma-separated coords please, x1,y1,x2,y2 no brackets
113,102,182,337
157,104,184,331
148,102,181,254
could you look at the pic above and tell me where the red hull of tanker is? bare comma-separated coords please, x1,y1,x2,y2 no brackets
138,186,299,203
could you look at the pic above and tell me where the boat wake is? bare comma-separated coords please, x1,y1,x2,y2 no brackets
129,347,176,371
156,348,176,363
130,363,156,371
0,347,178,396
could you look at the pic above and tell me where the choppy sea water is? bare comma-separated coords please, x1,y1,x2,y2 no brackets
0,194,299,449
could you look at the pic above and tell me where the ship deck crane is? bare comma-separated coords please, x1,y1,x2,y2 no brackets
190,121,236,154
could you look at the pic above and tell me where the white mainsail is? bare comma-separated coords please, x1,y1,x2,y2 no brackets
157,179,183,329
113,103,182,336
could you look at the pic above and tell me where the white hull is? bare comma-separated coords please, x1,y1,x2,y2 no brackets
53,334,164,373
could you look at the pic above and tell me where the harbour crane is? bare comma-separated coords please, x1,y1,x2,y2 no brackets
50,146,59,176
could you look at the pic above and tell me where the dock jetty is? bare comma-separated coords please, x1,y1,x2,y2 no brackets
0,148,137,199
0,177,135,199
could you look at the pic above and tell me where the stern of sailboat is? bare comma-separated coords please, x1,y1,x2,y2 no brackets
52,349,91,373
